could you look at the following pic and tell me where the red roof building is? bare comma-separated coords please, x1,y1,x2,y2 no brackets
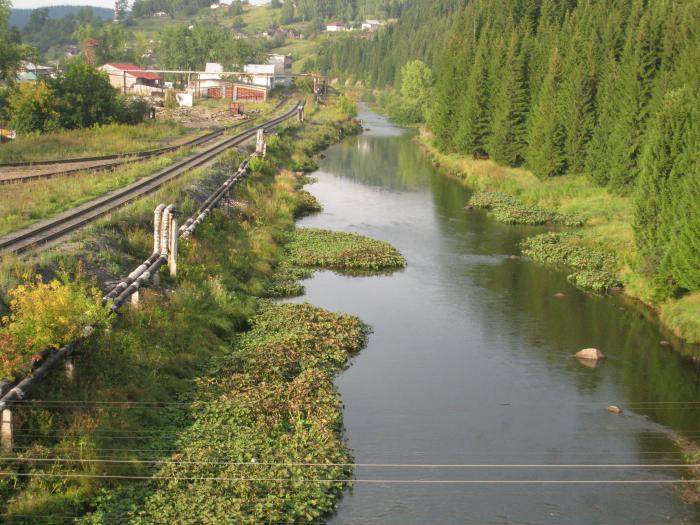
100,63,162,94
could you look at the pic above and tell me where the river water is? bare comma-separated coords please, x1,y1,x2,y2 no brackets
291,107,700,524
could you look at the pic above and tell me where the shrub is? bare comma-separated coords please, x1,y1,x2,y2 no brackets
116,96,151,125
0,267,109,380
8,81,60,134
164,89,177,109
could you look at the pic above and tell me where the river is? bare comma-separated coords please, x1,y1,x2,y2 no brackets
290,107,700,524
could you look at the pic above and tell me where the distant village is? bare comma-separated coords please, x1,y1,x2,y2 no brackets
15,52,295,107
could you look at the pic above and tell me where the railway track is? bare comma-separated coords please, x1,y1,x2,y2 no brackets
0,97,290,185
0,100,304,256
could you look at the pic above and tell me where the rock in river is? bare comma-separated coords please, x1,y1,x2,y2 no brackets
576,348,606,361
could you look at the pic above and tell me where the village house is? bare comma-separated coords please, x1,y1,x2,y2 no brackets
17,61,54,83
326,22,345,32
99,63,162,95
362,19,384,31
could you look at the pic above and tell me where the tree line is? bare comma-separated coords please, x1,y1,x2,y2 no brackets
319,0,700,300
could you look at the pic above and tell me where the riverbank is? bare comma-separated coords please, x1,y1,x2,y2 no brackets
0,94,394,523
417,133,700,348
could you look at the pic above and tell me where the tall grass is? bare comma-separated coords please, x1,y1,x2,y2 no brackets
0,121,193,163
0,149,194,237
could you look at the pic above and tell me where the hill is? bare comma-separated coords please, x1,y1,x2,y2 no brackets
9,5,113,28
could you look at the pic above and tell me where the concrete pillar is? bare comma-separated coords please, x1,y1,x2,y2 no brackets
65,357,75,382
1,409,13,453
131,289,140,308
152,272,160,287
169,216,178,279
297,106,304,122
256,129,266,155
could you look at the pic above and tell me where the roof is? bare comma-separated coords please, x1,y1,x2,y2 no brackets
103,63,161,81
327,21,344,26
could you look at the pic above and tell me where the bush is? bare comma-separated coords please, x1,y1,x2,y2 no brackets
164,89,177,109
7,62,149,135
8,81,60,134
0,267,109,380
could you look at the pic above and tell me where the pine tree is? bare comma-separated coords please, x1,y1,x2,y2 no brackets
558,29,596,174
633,87,692,280
526,47,566,178
606,11,662,190
454,32,491,158
585,53,619,186
487,33,529,166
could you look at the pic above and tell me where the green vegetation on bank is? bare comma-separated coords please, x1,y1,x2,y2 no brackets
521,233,622,294
319,0,700,342
468,191,582,227
81,302,366,524
287,228,406,273
0,95,390,522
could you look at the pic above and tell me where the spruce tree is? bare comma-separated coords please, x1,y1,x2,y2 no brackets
633,87,691,280
454,32,491,158
487,33,529,166
526,47,566,178
558,31,596,174
606,11,662,190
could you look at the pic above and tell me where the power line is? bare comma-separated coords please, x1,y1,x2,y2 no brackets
0,472,697,484
0,457,698,468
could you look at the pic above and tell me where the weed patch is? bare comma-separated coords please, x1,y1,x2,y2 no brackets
469,191,583,226
520,232,622,293
286,228,406,274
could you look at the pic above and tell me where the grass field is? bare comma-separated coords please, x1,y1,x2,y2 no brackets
0,149,192,237
0,121,194,163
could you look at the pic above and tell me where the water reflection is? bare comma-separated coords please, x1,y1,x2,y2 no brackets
291,107,700,524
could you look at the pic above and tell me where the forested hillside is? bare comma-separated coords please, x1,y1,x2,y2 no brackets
131,0,406,21
9,5,113,29
320,0,700,309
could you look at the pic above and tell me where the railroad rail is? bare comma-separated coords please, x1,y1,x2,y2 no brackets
0,97,291,184
0,100,304,256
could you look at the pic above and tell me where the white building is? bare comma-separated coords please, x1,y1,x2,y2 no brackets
244,63,276,88
326,22,345,32
362,19,384,31
267,54,293,86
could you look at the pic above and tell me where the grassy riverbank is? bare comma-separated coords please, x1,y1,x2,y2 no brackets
0,94,399,523
418,134,700,346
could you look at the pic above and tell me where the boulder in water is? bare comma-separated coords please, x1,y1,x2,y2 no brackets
576,348,606,361
607,405,622,414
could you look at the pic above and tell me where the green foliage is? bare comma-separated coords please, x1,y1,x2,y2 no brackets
164,88,177,109
337,95,358,119
0,0,31,83
469,191,583,227
157,23,260,71
84,303,366,524
526,48,566,178
8,81,60,134
7,62,150,135
398,59,434,124
0,266,109,380
635,85,700,293
521,232,622,293
286,228,406,273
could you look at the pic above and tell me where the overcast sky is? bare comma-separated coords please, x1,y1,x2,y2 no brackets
11,0,269,7
11,0,115,8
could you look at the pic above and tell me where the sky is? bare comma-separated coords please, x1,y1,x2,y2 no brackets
10,0,270,7
11,0,115,8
